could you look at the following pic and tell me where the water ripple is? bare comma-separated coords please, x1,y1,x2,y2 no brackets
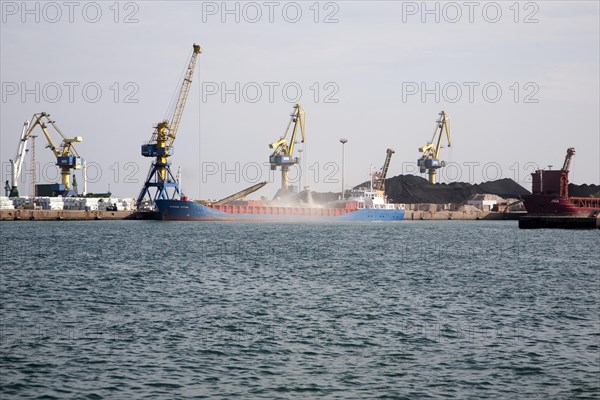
1,221,599,399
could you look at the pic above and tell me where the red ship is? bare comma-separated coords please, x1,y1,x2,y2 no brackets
522,148,600,217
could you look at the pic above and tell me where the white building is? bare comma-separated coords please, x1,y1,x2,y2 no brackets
467,194,504,211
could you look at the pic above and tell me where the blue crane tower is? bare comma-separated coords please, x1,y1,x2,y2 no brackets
136,44,202,210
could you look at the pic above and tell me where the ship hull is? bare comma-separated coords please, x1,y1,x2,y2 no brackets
155,200,404,221
522,195,600,216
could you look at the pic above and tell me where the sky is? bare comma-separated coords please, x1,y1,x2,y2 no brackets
1,0,599,200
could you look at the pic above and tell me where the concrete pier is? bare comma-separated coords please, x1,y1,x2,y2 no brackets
0,209,135,221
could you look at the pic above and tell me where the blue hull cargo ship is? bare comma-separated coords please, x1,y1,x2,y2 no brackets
154,188,405,222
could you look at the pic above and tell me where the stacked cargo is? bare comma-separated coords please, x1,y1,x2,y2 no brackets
14,197,138,211
0,196,15,210
119,198,135,211
63,197,78,210
98,198,135,211
63,197,100,211
12,197,33,208
79,198,100,211
36,196,64,210
98,199,113,211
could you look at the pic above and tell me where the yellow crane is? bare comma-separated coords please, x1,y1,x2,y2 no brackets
137,43,202,209
269,104,306,191
8,112,82,197
417,110,451,184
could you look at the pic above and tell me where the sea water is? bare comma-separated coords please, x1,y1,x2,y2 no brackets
1,220,598,399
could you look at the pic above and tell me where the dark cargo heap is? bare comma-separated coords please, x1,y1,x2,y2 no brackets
383,175,530,204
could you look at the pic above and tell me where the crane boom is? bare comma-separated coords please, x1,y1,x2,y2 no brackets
30,113,82,161
559,147,576,198
9,120,31,196
373,148,395,191
562,147,575,171
30,114,59,158
286,105,305,158
213,181,268,205
433,111,451,158
167,43,202,150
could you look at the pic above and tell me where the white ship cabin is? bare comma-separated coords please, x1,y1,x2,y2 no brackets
348,188,396,210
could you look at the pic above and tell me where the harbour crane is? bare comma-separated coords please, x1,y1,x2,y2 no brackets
372,148,395,192
136,43,202,210
269,104,306,192
8,112,83,197
8,120,31,197
560,147,576,197
417,110,451,184
561,147,575,172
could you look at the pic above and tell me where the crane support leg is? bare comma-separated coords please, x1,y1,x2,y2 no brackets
61,167,71,191
281,167,289,190
428,170,437,185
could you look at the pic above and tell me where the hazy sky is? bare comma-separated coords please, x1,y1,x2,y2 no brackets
1,1,599,199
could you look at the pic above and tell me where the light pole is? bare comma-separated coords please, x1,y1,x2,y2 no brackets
302,143,307,189
340,138,348,199
297,148,303,189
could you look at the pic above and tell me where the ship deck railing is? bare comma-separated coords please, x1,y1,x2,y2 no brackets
570,197,600,209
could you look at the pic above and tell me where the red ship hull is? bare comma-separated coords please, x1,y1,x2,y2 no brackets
520,148,599,228
523,195,600,216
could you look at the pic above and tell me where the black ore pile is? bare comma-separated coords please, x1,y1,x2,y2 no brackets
383,175,530,204
292,175,597,205
569,183,600,198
